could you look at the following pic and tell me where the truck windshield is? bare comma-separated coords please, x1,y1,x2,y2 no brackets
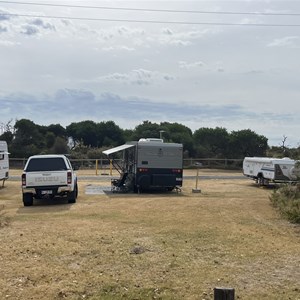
25,158,68,172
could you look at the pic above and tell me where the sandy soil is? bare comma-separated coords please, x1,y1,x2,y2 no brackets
0,172,299,300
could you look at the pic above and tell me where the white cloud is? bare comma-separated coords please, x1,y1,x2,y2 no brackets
0,39,18,46
152,28,219,47
0,24,7,32
239,17,263,25
54,89,95,102
0,9,12,21
31,18,56,31
162,28,173,35
21,24,39,35
179,61,204,69
267,36,300,47
102,45,135,52
97,69,174,85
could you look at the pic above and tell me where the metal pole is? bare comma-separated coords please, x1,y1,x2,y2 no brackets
110,159,113,176
192,164,201,193
195,167,199,189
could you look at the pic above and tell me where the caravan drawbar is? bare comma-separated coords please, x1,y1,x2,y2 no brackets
103,138,183,192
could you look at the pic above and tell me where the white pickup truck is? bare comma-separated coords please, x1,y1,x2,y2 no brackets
21,154,78,206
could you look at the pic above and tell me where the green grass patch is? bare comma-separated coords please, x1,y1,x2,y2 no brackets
270,183,300,223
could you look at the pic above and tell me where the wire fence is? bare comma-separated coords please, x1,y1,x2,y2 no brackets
9,158,243,171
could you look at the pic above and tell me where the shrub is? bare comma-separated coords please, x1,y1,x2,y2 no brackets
270,183,300,223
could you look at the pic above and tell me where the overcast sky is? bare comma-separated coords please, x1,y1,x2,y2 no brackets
0,0,299,147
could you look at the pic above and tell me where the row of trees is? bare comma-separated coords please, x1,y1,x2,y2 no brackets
0,119,298,159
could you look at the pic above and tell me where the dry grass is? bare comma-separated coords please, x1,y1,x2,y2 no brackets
0,171,300,300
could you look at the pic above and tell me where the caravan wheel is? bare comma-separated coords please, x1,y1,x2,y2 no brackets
258,175,265,186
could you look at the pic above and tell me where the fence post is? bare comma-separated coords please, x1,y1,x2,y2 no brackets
214,287,235,300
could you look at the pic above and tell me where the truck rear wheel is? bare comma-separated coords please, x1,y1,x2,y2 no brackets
68,183,78,204
23,193,33,206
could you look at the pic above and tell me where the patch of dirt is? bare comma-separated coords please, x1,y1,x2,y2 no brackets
0,204,10,228
0,171,299,300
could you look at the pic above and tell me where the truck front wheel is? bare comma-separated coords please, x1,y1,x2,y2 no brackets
23,193,33,206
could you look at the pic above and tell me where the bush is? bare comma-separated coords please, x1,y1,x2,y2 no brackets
270,183,300,223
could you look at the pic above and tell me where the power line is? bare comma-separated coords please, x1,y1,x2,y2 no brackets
2,12,300,27
1,0,300,17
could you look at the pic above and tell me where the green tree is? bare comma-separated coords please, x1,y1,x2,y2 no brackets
193,127,229,158
47,124,67,137
12,119,45,157
131,121,161,140
123,129,134,142
66,121,98,147
160,122,194,156
0,131,13,145
50,136,69,154
45,132,56,149
10,119,69,157
97,121,125,147
228,129,268,158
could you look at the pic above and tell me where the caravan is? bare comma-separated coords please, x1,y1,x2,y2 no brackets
103,138,183,192
0,141,9,187
243,157,300,186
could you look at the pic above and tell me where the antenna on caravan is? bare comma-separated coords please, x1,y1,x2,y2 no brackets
159,130,165,140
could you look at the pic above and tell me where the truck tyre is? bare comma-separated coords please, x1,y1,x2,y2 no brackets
68,183,78,204
23,193,33,206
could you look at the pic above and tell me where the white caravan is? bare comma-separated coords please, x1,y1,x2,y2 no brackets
0,141,9,187
243,157,300,186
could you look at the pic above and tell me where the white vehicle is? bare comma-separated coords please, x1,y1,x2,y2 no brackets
21,154,78,206
243,157,300,186
0,141,9,187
